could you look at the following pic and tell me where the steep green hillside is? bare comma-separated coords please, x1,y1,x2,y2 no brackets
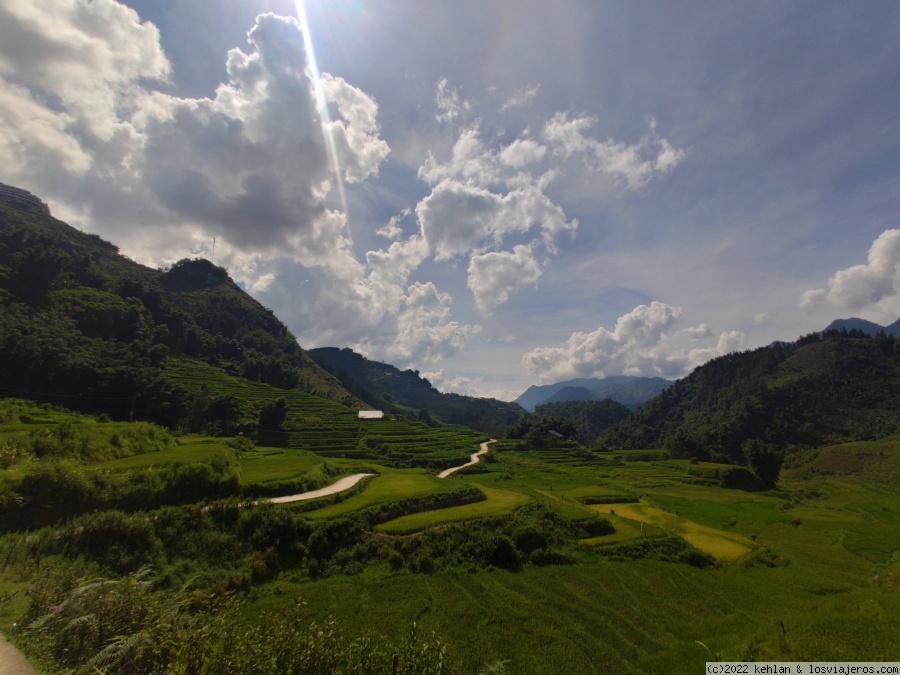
0,200,354,426
603,330,900,462
309,347,525,433
165,358,487,468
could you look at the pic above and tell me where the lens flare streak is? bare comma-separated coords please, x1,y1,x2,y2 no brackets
295,0,349,219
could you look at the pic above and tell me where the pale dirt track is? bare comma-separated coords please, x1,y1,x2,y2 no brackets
267,472,374,504
437,439,496,478
0,634,37,675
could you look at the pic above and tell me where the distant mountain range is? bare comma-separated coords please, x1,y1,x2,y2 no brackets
823,318,900,336
515,376,671,412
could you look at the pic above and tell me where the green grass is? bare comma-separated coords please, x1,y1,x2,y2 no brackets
93,437,229,469
250,550,900,674
375,485,533,534
303,471,454,519
238,448,333,484
5,398,900,672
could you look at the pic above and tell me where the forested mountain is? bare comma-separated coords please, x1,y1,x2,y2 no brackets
533,398,632,445
0,198,353,427
308,346,525,433
515,375,670,411
602,329,900,463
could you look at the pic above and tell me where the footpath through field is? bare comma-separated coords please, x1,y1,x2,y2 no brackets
268,473,374,504
438,439,496,478
0,635,37,675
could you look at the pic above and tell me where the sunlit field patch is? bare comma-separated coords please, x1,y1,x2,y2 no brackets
589,501,756,561
375,485,532,534
580,511,666,545
237,447,333,483
304,471,452,519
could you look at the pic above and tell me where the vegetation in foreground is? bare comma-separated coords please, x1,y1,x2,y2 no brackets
1,399,899,673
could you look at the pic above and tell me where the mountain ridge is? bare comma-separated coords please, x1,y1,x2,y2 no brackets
308,346,525,434
515,375,671,411
601,330,900,462
823,317,900,336
0,197,356,426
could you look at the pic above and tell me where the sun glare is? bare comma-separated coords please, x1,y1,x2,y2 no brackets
294,0,349,219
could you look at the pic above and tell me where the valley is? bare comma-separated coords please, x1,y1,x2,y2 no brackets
1,199,899,672
1,394,898,673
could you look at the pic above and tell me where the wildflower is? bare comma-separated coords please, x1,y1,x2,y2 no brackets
48,605,62,614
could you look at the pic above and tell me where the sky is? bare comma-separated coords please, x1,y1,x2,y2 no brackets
2,0,900,401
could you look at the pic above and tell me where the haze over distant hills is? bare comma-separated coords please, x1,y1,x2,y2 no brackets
515,376,671,412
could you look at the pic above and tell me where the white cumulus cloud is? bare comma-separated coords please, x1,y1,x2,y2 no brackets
799,229,900,322
522,302,744,383
467,244,543,313
413,107,681,312
500,84,540,112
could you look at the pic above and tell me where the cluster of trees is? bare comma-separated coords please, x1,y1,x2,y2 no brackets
14,498,611,588
533,399,631,445
504,415,578,450
0,451,243,529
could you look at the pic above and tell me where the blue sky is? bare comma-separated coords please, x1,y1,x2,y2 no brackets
1,1,899,400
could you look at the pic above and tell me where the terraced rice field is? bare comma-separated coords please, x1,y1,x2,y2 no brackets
166,360,487,465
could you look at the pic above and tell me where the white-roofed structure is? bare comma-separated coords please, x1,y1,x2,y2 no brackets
357,410,384,420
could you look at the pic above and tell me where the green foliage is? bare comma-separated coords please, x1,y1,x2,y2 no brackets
603,333,900,465
259,396,288,429
534,398,631,444
20,569,458,674
49,511,162,574
742,438,784,487
505,415,578,447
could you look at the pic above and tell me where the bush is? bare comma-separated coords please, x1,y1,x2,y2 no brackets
489,535,521,571
49,511,162,574
676,548,717,569
529,548,576,566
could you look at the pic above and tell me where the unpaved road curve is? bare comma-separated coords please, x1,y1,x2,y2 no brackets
0,634,37,675
268,473,374,504
438,439,496,478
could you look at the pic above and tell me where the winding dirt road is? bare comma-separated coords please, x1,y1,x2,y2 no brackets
438,439,496,478
267,473,374,504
